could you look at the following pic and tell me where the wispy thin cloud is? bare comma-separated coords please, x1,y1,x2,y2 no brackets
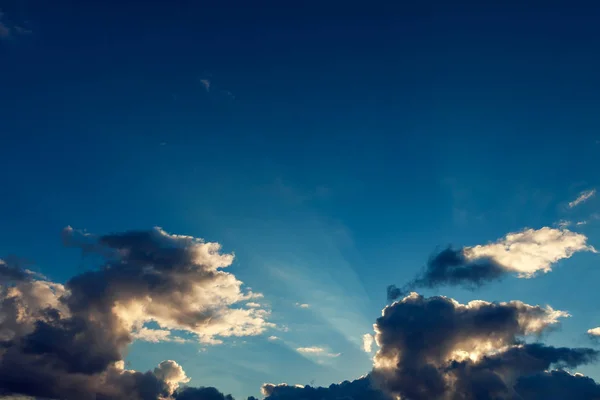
295,302,310,309
296,347,340,358
199,78,211,92
569,189,596,208
268,336,280,341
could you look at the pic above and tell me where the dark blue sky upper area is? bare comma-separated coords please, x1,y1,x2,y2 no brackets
2,0,600,274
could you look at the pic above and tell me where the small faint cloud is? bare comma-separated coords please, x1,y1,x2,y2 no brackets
0,10,32,39
246,302,261,308
587,327,600,337
556,220,572,228
296,347,340,358
268,336,280,341
13,26,32,35
576,221,588,226
295,302,310,309
362,334,374,353
297,347,325,354
569,189,596,208
0,22,9,38
199,79,211,92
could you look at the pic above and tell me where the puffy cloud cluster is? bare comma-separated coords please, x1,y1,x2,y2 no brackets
388,227,595,299
0,227,267,399
372,292,599,400
2,225,600,399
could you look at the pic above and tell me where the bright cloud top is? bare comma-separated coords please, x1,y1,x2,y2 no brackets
569,189,596,208
362,334,374,353
465,227,596,277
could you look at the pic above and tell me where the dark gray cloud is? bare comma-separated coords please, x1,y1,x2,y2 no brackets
372,293,597,400
0,259,31,283
261,376,391,400
515,370,600,400
387,248,510,301
174,387,234,400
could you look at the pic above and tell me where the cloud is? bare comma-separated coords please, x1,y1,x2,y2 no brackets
200,79,211,92
294,302,310,309
174,386,234,400
588,327,600,337
296,347,340,358
0,227,272,399
0,22,9,38
4,226,600,400
267,335,280,341
296,346,325,354
132,327,188,344
569,189,596,208
261,376,391,400
0,10,31,39
62,226,273,345
514,369,600,400
362,334,374,353
372,292,595,400
388,227,595,299
0,259,33,282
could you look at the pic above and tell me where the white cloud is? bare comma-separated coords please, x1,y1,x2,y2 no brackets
587,327,600,337
132,327,188,344
464,227,596,277
295,302,310,309
362,333,374,353
297,346,325,354
296,346,340,358
569,189,596,208
246,302,261,308
268,335,280,341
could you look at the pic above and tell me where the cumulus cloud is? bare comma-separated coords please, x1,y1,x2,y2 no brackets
388,227,595,299
62,226,273,345
372,292,596,400
362,333,374,353
294,303,310,309
569,189,596,208
0,227,271,399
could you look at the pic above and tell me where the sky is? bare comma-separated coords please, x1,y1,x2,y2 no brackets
1,1,600,399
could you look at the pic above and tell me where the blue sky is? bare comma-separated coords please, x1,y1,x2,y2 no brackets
1,1,600,399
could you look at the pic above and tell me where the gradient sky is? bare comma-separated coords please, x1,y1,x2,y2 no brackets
1,1,600,399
